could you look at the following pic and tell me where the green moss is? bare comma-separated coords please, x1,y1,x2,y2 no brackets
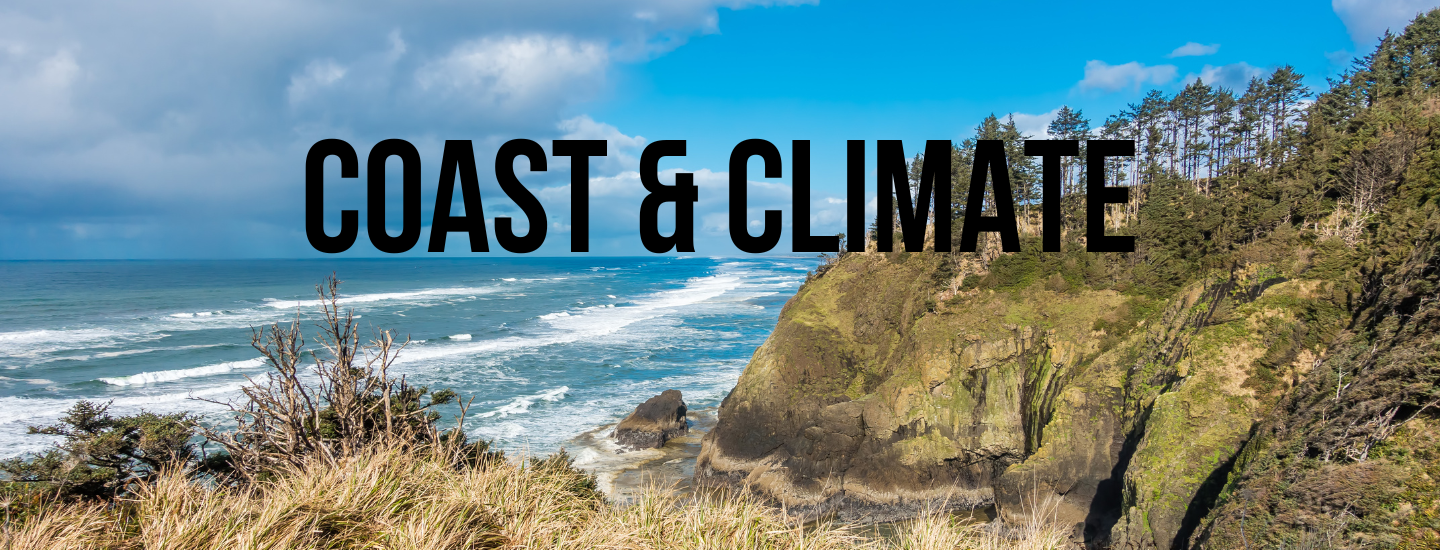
844,372,867,400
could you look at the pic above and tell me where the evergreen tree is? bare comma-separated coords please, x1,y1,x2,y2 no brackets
1002,115,1039,216
1266,66,1309,168
1047,106,1091,197
951,114,1039,220
906,152,924,229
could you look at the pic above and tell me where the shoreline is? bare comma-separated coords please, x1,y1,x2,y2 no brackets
568,406,718,502
567,406,998,535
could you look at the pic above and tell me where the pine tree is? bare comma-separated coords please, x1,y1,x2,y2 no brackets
1207,87,1237,185
1047,106,1091,197
950,141,973,223
907,152,924,228
1239,77,1268,168
1002,115,1039,217
951,114,1038,220
1173,80,1213,181
1267,66,1309,168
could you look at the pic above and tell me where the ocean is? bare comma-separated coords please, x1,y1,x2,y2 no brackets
0,257,817,471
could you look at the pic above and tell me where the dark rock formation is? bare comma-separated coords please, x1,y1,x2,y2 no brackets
614,389,688,450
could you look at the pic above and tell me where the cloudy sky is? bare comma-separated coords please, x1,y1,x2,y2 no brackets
0,0,1427,258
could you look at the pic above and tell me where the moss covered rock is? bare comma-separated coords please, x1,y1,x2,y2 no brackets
697,252,1129,523
697,250,1347,548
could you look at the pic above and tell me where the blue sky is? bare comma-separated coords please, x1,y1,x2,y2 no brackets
0,0,1428,258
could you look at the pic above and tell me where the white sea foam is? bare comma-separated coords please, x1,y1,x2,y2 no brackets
91,348,173,360
394,335,545,365
147,311,293,334
168,310,222,318
569,424,666,495
544,274,740,333
468,357,748,451
477,386,569,418
0,376,53,385
65,344,231,362
0,328,135,358
448,334,472,341
423,261,813,454
98,358,266,386
395,272,746,369
262,286,495,310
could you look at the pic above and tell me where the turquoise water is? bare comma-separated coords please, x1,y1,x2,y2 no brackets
0,257,816,460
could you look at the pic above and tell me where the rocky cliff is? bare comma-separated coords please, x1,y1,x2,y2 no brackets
696,248,1349,548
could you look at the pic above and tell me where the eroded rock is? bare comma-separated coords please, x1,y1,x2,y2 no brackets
614,389,688,450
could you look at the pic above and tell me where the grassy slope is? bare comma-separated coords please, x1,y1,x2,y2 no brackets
3,447,1070,550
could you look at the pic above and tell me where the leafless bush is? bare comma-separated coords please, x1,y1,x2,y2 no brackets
1293,507,1356,550
1323,129,1416,245
197,275,474,482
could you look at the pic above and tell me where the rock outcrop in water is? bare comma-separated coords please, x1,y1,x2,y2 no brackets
614,389,688,450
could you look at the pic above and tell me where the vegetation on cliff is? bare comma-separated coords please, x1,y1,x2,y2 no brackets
700,9,1440,549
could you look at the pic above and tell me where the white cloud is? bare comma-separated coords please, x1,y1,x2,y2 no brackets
0,0,810,257
287,59,346,105
556,115,647,174
1167,42,1220,58
1333,0,1440,46
1009,108,1061,139
1186,62,1267,90
415,35,607,114
558,115,645,150
0,46,84,141
1077,60,1178,93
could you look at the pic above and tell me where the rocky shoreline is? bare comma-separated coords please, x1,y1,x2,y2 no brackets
570,405,718,502
574,400,1000,529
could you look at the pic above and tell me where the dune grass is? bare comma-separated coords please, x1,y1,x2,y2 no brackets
2,446,1071,550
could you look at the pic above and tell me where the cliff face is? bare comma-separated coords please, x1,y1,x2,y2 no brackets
698,251,1128,523
696,250,1351,548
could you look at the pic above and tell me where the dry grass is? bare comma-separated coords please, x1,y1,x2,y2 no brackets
2,448,1072,550
883,492,1070,550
